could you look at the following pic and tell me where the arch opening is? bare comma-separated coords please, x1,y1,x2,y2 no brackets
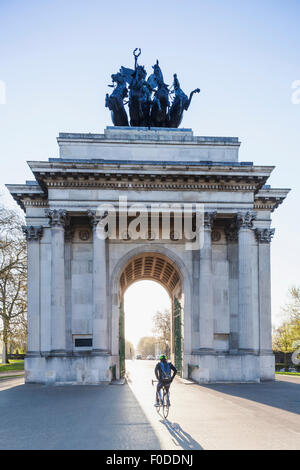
117,252,184,378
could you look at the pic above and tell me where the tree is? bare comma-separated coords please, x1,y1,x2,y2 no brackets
136,336,156,357
272,322,295,370
283,287,300,340
273,286,300,370
0,206,27,364
125,340,135,359
152,309,171,357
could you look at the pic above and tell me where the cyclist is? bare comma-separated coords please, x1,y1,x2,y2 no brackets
154,354,177,407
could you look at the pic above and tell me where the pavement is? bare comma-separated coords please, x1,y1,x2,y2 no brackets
0,370,25,378
0,360,299,450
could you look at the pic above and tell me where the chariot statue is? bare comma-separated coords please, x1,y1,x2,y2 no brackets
105,48,200,128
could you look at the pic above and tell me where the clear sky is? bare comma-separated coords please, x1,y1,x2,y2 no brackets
0,0,299,329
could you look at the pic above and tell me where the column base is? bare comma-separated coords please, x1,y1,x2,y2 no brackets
259,349,274,356
185,353,265,383
49,349,67,357
25,354,117,384
192,348,216,355
238,348,259,355
91,349,110,356
259,354,275,381
26,351,41,358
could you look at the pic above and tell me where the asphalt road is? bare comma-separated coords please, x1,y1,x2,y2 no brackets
0,360,299,450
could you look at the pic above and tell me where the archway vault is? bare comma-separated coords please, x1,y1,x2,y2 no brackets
119,253,182,296
118,252,184,377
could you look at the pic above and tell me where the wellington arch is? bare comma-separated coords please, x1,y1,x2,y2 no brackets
7,126,289,384
111,246,191,378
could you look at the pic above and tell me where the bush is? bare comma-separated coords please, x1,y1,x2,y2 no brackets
7,353,25,360
275,363,300,372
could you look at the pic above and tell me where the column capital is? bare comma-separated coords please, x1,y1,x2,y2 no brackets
203,211,217,230
22,225,43,241
87,210,108,229
255,228,275,243
46,209,68,228
236,211,256,230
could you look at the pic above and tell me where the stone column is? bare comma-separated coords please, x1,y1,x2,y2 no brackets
64,224,74,354
237,211,257,353
255,228,275,354
46,209,68,355
22,226,43,356
198,211,216,352
88,211,108,353
225,223,239,352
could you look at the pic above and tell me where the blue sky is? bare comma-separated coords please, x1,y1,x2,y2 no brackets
0,0,299,328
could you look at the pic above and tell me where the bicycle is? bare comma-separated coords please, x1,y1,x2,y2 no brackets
152,379,170,419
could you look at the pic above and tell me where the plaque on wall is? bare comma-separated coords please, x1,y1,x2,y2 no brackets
79,230,90,241
211,230,221,242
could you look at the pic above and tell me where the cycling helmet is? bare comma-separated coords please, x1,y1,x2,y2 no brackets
159,354,168,361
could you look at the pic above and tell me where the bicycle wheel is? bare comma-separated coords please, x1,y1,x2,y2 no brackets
162,389,169,419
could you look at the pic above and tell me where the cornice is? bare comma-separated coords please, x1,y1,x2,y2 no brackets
254,187,290,212
26,161,273,194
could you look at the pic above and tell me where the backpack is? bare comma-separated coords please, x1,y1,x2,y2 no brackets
160,361,171,380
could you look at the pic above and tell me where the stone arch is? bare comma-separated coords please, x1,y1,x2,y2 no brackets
109,245,192,378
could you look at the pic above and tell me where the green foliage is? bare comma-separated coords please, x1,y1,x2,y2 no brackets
0,359,24,372
119,300,125,377
0,206,27,364
188,364,198,379
174,297,182,376
275,371,300,376
272,322,296,354
273,286,300,357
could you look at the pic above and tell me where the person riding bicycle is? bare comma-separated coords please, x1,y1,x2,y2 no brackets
154,354,177,407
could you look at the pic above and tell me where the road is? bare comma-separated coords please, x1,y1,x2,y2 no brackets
0,360,299,450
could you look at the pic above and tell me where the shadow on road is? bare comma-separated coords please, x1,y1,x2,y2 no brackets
202,377,300,415
0,382,161,450
160,419,203,450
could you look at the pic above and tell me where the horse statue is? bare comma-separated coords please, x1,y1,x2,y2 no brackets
120,49,152,127
148,60,170,127
105,49,201,129
168,74,200,128
105,72,129,126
